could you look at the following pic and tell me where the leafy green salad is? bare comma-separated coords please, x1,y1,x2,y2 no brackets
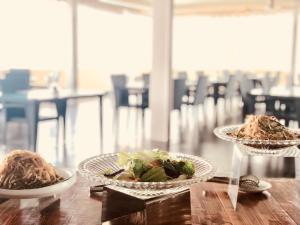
105,150,195,182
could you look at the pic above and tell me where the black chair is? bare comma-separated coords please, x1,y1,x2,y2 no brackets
111,74,148,122
111,74,129,109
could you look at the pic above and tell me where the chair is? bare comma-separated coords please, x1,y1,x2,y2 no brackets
272,72,280,86
225,75,238,100
142,73,150,88
194,76,208,106
222,70,230,82
235,70,243,82
192,76,208,120
1,69,60,149
173,79,186,111
111,74,129,109
269,99,297,126
3,69,30,93
239,76,255,119
1,70,31,122
177,71,188,80
111,74,148,124
262,72,280,93
262,72,272,93
196,71,205,78
224,75,238,111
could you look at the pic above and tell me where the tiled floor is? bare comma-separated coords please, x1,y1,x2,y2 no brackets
0,95,296,178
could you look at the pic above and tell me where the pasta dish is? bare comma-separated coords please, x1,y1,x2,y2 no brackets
230,115,298,140
0,150,63,190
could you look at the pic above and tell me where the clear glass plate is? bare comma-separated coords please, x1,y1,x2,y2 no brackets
78,152,216,197
214,125,300,150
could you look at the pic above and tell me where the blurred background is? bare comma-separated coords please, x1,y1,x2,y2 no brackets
0,0,299,178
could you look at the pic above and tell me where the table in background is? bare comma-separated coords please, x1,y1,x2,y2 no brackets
0,176,299,225
246,86,300,123
0,89,107,151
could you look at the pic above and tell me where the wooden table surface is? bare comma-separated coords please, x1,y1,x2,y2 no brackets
0,176,299,225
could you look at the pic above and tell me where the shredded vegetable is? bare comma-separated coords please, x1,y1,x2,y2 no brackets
230,115,298,140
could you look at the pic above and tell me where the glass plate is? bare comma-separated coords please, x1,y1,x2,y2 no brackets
78,152,216,196
0,168,76,199
214,125,300,149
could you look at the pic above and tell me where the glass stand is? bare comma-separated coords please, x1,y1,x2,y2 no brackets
228,144,300,210
227,144,248,210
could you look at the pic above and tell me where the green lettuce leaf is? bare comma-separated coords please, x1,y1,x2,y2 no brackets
140,167,169,182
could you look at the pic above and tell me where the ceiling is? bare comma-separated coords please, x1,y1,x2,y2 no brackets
77,0,300,16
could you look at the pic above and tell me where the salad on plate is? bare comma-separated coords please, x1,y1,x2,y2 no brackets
104,150,195,182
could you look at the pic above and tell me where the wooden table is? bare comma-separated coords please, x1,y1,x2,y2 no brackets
1,176,299,225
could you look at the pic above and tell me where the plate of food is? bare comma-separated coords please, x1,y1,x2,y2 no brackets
239,180,272,193
78,149,215,196
214,115,300,149
0,150,76,199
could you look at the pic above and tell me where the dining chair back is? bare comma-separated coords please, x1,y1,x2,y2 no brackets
222,70,230,82
173,79,186,110
196,71,205,78
225,75,237,98
2,69,30,94
194,76,208,105
272,72,280,86
239,76,254,99
111,74,129,108
1,69,60,149
1,69,31,121
262,72,273,93
178,71,188,80
142,73,150,88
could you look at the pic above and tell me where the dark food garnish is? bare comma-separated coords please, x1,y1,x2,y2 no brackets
104,169,124,178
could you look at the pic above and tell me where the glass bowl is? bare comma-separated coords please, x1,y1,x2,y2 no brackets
214,125,300,150
78,152,216,197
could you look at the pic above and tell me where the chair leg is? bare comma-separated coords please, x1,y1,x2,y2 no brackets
55,118,60,158
141,108,145,129
2,120,7,146
114,108,119,133
55,100,67,150
193,105,199,123
26,102,40,151
285,119,290,127
178,108,182,123
201,104,207,124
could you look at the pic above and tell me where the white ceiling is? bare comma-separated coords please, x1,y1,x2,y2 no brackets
80,0,299,16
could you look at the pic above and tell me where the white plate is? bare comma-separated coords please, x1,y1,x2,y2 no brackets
0,168,76,199
239,180,272,193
